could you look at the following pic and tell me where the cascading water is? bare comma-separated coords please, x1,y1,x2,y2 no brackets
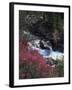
28,39,64,60
24,31,64,61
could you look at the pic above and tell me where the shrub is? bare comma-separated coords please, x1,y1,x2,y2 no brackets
19,39,55,79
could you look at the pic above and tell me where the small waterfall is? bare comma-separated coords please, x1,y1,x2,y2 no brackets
23,30,64,61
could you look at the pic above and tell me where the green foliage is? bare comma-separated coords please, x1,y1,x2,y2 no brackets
55,58,64,77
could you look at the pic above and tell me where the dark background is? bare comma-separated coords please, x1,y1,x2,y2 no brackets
19,10,64,52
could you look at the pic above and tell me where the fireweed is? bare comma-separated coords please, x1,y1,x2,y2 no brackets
19,39,60,79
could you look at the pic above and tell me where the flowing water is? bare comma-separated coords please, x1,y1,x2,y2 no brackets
31,42,64,60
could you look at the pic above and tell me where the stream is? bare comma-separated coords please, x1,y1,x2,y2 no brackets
28,40,64,60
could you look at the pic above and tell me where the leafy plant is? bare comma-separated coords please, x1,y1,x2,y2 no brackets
19,39,64,79
19,39,55,79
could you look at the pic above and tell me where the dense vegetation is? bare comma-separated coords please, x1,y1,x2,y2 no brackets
19,39,64,79
19,10,64,52
19,10,64,79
